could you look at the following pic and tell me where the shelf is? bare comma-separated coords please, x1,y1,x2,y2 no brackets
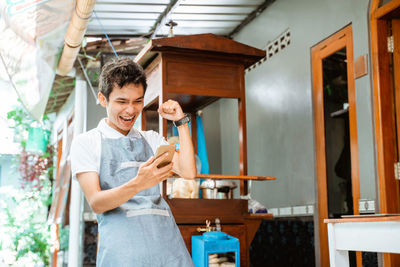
196,174,276,181
330,107,349,118
167,198,247,224
144,93,220,113
244,213,274,220
167,198,274,223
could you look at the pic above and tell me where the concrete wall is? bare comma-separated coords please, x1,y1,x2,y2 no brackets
86,88,106,131
203,0,376,210
202,101,222,174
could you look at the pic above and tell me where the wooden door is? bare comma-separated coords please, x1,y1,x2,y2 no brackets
394,19,400,169
370,1,400,265
312,25,360,267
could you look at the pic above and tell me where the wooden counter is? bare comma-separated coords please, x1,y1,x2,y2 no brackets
168,198,273,267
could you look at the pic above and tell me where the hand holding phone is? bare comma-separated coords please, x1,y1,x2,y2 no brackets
154,145,175,168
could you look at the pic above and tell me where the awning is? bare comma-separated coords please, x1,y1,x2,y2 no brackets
0,0,74,121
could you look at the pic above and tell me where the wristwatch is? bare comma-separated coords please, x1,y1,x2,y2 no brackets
173,114,190,127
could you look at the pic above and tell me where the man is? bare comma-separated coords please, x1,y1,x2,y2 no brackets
70,57,196,266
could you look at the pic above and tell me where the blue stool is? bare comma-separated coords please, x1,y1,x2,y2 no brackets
192,231,240,267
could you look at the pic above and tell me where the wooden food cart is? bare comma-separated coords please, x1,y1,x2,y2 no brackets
135,33,275,267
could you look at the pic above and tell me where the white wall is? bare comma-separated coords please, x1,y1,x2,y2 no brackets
203,0,376,210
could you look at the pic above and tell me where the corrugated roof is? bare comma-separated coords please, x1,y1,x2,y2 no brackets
46,0,274,114
87,0,273,38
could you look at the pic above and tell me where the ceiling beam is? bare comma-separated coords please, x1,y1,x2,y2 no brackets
228,0,275,38
150,0,183,39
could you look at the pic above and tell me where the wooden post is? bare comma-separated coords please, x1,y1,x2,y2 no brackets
141,110,147,131
238,68,248,196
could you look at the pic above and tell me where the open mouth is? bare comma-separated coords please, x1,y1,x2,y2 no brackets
119,115,135,125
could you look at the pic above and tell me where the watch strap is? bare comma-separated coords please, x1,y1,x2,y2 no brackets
173,114,190,127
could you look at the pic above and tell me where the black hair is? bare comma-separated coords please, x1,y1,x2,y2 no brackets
98,57,147,100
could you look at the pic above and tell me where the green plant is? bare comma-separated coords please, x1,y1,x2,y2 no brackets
7,101,54,190
0,102,55,266
59,227,69,251
7,100,51,148
18,146,54,191
0,183,52,266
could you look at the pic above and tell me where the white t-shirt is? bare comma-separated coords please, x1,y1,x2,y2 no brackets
70,118,168,180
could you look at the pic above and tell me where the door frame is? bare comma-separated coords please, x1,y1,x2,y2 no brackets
311,24,360,267
370,0,400,214
370,0,400,266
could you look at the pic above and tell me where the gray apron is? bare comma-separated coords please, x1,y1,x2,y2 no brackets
96,132,194,267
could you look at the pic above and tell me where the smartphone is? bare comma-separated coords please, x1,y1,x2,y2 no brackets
154,145,175,168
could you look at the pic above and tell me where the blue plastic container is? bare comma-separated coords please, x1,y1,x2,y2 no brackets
192,231,240,267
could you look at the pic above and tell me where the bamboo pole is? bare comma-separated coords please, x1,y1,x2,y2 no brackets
57,0,97,76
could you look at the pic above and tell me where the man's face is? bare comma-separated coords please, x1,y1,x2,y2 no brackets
99,83,144,135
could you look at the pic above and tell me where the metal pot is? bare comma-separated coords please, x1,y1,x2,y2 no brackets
200,179,237,199
202,188,218,199
216,186,233,199
200,179,217,199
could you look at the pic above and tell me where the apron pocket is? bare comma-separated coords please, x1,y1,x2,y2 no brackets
126,208,170,217
120,161,145,169
110,161,145,179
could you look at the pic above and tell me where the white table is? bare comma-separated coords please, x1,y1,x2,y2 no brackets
324,215,400,267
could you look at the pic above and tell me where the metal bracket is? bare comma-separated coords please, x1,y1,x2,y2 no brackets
394,162,400,180
388,35,394,53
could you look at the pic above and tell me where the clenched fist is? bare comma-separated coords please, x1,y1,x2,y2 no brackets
158,100,185,122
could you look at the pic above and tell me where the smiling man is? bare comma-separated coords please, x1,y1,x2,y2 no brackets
70,57,196,266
